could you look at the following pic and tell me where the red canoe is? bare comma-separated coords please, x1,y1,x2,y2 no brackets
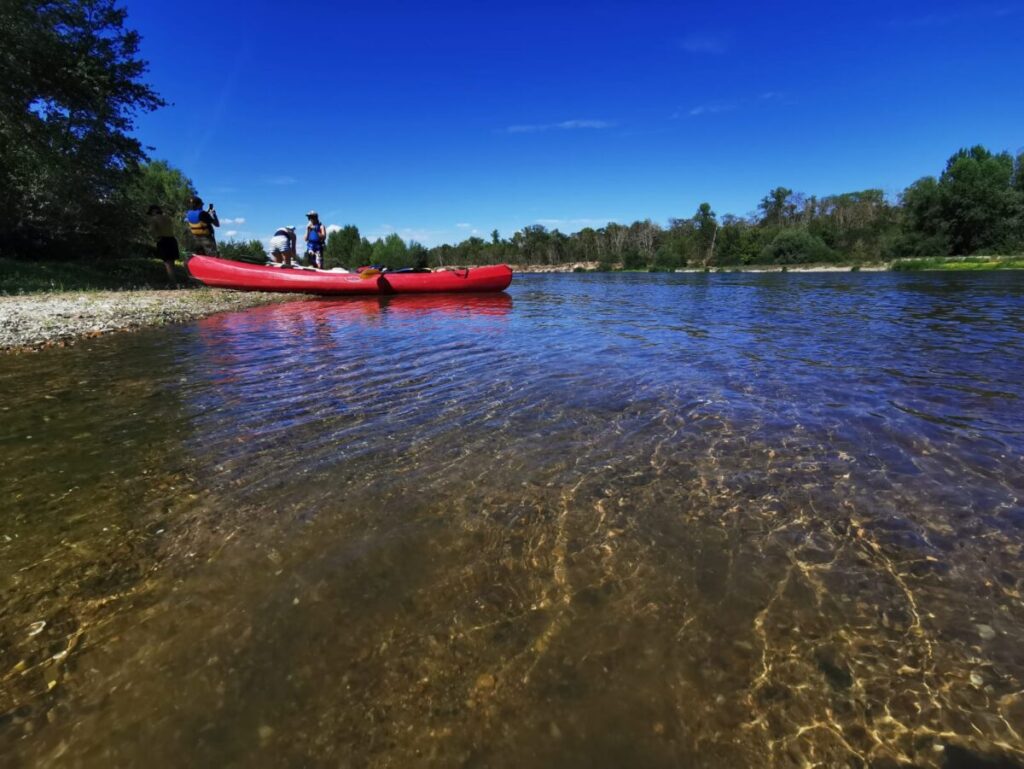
187,255,513,295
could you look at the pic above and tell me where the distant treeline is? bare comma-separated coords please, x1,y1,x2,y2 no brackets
316,145,1024,270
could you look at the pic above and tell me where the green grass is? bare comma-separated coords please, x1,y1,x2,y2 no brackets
0,257,191,294
891,256,1024,271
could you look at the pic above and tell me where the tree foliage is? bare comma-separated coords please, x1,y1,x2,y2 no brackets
899,147,1024,256
937,146,1021,254
324,225,362,269
125,160,196,249
349,144,1018,270
371,233,409,269
1,0,165,257
219,239,268,265
760,229,834,264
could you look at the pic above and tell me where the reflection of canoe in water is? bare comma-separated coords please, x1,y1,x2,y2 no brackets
283,293,515,318
187,255,513,295
194,294,513,355
200,294,514,331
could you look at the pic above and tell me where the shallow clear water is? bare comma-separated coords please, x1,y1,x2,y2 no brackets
2,273,1023,768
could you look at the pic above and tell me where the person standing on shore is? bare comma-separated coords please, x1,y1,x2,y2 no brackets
305,211,326,269
147,204,181,285
185,196,220,257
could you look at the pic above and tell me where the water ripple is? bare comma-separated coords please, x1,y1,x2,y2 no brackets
2,274,1024,768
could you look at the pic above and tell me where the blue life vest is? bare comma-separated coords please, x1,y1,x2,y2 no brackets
186,209,211,237
306,223,324,246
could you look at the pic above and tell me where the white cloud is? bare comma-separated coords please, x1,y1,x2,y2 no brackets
506,119,613,133
556,119,611,130
456,222,472,229
327,224,342,233
673,92,789,120
220,217,246,225
688,103,736,117
679,35,728,54
225,230,238,237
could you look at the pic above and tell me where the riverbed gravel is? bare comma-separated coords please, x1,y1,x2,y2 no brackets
0,288,311,352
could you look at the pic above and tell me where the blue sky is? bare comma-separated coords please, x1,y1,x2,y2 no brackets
125,0,1024,246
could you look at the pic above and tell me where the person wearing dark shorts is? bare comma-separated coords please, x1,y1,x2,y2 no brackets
148,204,180,285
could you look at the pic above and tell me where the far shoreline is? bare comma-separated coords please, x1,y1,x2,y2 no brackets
4,256,1022,352
509,262,891,273
510,256,1023,273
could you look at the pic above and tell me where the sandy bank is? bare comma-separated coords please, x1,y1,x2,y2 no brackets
0,289,311,352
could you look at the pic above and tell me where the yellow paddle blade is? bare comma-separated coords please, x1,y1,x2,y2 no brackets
359,269,381,279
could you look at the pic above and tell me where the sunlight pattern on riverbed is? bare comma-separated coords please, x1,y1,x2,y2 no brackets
1,274,1023,768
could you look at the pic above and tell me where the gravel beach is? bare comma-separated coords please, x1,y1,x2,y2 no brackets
0,289,311,352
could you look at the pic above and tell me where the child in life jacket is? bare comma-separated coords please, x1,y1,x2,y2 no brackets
305,210,326,269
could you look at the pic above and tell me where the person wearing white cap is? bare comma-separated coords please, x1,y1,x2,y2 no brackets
268,226,298,268
305,210,326,269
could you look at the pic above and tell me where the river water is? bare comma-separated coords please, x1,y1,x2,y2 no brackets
1,273,1023,768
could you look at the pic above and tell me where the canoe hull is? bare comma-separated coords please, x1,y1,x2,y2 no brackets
186,256,513,295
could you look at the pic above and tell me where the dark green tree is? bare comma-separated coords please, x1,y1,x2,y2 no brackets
408,241,429,269
572,227,600,264
456,236,487,265
324,224,361,268
937,146,1020,254
899,176,948,255
621,248,645,270
715,215,766,265
370,233,408,269
693,202,718,265
125,160,195,251
900,146,1023,255
808,189,898,261
1,0,165,257
651,239,688,270
758,187,796,228
760,228,834,264
353,237,374,267
218,239,267,265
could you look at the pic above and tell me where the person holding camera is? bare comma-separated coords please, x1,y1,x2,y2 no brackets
185,196,220,257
